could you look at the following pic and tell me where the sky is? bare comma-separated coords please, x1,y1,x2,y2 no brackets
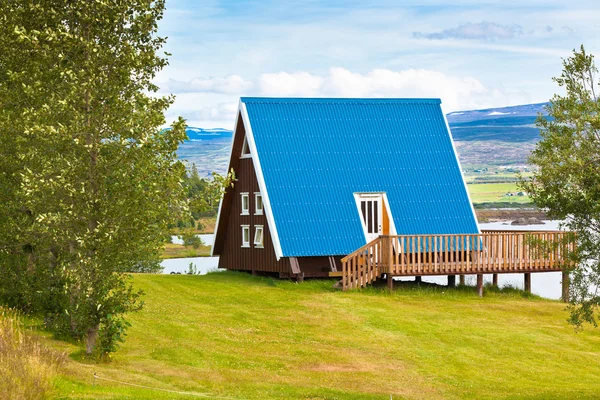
155,0,600,128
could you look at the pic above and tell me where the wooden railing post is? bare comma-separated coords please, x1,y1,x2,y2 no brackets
342,261,347,291
387,236,393,277
524,273,531,293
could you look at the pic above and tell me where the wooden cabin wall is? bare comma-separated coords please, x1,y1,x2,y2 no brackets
217,154,291,274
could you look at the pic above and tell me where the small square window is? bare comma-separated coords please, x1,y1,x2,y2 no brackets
240,193,249,215
255,193,263,215
241,225,250,248
254,225,264,248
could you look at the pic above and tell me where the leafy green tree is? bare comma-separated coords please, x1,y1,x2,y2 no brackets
521,45,600,327
0,1,187,356
187,169,236,219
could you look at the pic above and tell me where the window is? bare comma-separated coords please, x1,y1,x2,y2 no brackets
240,137,251,158
254,192,263,215
241,225,250,248
240,192,249,215
254,225,264,248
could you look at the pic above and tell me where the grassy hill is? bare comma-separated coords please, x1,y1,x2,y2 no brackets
47,272,600,399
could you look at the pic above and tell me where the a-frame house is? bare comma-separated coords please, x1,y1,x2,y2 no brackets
212,97,480,279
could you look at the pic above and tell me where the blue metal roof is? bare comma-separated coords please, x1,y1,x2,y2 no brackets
242,97,479,257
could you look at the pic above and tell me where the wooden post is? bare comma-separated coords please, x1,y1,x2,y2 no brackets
492,274,498,287
562,270,570,303
415,276,422,284
524,273,531,293
448,275,456,288
459,275,465,285
476,274,483,297
387,274,394,291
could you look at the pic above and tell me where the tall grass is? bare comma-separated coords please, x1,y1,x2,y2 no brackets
0,308,65,399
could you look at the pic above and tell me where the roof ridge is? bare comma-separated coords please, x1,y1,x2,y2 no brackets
240,97,441,104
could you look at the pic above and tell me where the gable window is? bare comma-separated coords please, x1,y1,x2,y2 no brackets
241,225,250,248
254,225,264,248
255,192,263,215
240,192,249,215
240,137,251,158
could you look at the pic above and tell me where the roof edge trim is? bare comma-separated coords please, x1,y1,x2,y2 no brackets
442,108,481,234
241,102,285,260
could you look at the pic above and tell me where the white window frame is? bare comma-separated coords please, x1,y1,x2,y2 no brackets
254,192,263,215
254,225,264,248
240,136,251,158
241,225,250,248
240,192,249,215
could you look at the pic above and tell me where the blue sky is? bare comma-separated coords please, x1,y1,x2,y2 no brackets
156,0,600,128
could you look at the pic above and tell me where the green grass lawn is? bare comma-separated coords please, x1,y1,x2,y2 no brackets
49,272,600,399
468,182,531,204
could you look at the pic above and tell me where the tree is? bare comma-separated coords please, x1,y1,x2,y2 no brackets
0,1,187,356
520,45,600,327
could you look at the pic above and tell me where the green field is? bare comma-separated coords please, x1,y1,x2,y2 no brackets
467,182,531,204
45,272,600,399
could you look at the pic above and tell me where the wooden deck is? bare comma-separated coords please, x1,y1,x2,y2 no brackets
341,231,575,295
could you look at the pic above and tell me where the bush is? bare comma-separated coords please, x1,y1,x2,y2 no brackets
182,234,204,249
0,308,65,399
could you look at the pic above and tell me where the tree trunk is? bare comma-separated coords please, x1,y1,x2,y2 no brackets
85,323,100,356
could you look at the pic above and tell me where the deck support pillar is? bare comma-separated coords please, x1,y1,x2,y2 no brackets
492,274,499,287
524,273,531,293
562,270,570,303
459,275,465,285
448,275,456,288
387,274,394,291
415,276,422,284
476,274,484,297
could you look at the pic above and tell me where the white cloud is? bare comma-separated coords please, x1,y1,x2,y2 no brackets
163,67,534,126
413,22,524,41
256,67,529,112
159,74,253,94
257,72,324,97
184,102,238,123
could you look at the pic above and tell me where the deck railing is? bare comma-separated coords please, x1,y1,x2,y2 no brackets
341,231,575,291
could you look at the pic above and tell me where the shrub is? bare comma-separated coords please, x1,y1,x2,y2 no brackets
0,308,65,399
183,234,204,249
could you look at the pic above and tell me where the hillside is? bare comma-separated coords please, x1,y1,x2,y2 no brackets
51,272,600,399
448,103,548,168
177,127,232,176
178,103,548,176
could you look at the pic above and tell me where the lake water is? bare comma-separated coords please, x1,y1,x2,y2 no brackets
171,234,214,246
162,221,567,300
161,256,220,275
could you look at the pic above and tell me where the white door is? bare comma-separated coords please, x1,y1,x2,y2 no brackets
358,194,383,242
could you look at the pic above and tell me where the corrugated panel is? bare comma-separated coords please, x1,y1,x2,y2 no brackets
242,97,479,257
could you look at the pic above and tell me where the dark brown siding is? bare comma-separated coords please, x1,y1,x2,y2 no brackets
214,117,291,274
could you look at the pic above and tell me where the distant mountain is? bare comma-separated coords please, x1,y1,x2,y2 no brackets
177,128,232,176
178,103,549,175
447,103,548,167
184,127,233,141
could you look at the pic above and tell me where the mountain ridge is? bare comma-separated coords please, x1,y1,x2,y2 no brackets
179,102,548,176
